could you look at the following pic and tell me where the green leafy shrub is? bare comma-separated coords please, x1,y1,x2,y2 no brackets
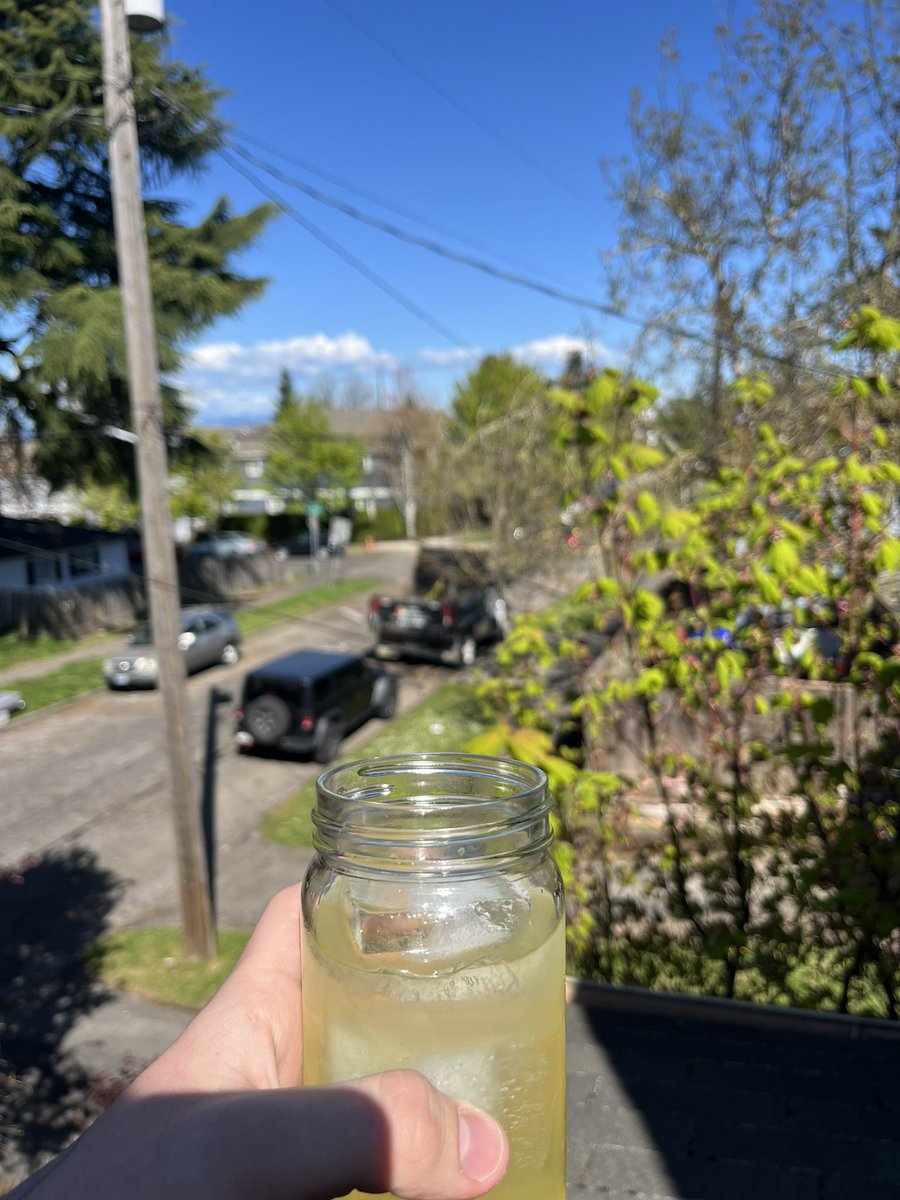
479,312,900,1018
352,507,406,542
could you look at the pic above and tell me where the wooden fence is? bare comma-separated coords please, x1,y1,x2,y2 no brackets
178,551,288,604
0,552,289,640
0,576,142,639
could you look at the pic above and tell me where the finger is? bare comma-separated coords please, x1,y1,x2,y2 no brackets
133,886,304,1095
225,883,302,986
210,1070,509,1200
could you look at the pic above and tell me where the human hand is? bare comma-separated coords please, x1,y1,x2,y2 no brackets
13,886,508,1200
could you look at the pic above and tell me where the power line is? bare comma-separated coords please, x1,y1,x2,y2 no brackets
7,76,478,368
216,144,474,353
228,127,587,292
147,81,848,385
224,139,849,383
318,0,597,212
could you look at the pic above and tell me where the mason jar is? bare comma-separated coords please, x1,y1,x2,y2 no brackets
301,753,566,1200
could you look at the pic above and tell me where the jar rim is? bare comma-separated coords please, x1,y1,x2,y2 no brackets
313,753,551,875
317,752,547,805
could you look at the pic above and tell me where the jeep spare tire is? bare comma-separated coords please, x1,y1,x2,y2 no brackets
244,694,291,745
314,722,343,764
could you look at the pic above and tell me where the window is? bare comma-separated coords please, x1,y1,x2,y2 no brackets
26,556,62,587
244,459,264,481
69,545,100,578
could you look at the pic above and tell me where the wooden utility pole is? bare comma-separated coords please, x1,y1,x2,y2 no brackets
99,0,215,958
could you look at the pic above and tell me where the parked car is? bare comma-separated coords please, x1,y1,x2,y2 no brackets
184,530,263,558
368,545,508,667
0,690,25,727
235,649,397,761
273,530,336,561
103,607,242,689
274,530,315,560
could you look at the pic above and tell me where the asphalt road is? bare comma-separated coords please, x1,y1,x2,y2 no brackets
1,545,434,922
1,544,585,928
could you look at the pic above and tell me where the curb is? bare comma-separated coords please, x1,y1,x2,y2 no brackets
6,685,107,731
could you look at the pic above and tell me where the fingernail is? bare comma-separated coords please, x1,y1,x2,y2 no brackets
458,1105,506,1183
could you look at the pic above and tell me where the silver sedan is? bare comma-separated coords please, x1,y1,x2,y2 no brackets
103,607,242,689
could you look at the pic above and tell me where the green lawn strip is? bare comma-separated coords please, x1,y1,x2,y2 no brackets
0,628,114,673
90,927,250,1011
235,577,380,638
260,680,494,849
7,656,108,717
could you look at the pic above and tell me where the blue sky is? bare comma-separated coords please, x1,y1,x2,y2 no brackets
161,0,756,424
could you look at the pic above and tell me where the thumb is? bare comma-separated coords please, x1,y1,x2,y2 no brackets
212,1069,509,1200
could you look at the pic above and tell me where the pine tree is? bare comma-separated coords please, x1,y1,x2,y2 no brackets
275,367,295,418
0,0,273,490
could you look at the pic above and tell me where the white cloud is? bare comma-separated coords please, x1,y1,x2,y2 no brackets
511,334,616,365
181,331,401,423
416,346,482,368
187,332,395,379
179,329,619,424
182,385,275,423
189,342,246,371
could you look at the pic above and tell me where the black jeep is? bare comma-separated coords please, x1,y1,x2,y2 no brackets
235,650,397,762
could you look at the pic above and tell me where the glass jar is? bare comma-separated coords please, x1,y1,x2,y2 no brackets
301,753,566,1200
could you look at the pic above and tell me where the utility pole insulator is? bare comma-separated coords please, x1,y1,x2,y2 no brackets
99,0,215,959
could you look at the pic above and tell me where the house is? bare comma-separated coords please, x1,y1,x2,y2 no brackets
210,408,424,519
0,516,135,637
213,425,279,516
0,517,129,591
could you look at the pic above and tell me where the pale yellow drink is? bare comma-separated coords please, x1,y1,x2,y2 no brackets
302,754,566,1200
302,898,566,1200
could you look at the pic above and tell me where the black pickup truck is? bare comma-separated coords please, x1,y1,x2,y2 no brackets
368,545,509,667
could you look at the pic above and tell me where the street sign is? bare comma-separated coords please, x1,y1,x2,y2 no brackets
306,502,325,517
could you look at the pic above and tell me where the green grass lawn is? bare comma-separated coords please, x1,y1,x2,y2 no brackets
0,628,113,673
235,577,379,638
7,657,107,718
260,680,494,849
91,927,251,1010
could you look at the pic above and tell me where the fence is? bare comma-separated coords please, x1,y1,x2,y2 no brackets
1,552,290,640
0,576,142,639
178,551,288,604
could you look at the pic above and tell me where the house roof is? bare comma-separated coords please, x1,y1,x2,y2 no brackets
204,407,439,458
0,517,124,562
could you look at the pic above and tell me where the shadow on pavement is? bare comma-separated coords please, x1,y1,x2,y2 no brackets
0,848,120,1174
567,992,900,1200
201,685,233,922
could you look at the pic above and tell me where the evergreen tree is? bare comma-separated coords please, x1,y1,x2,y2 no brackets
0,0,273,491
275,367,296,418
